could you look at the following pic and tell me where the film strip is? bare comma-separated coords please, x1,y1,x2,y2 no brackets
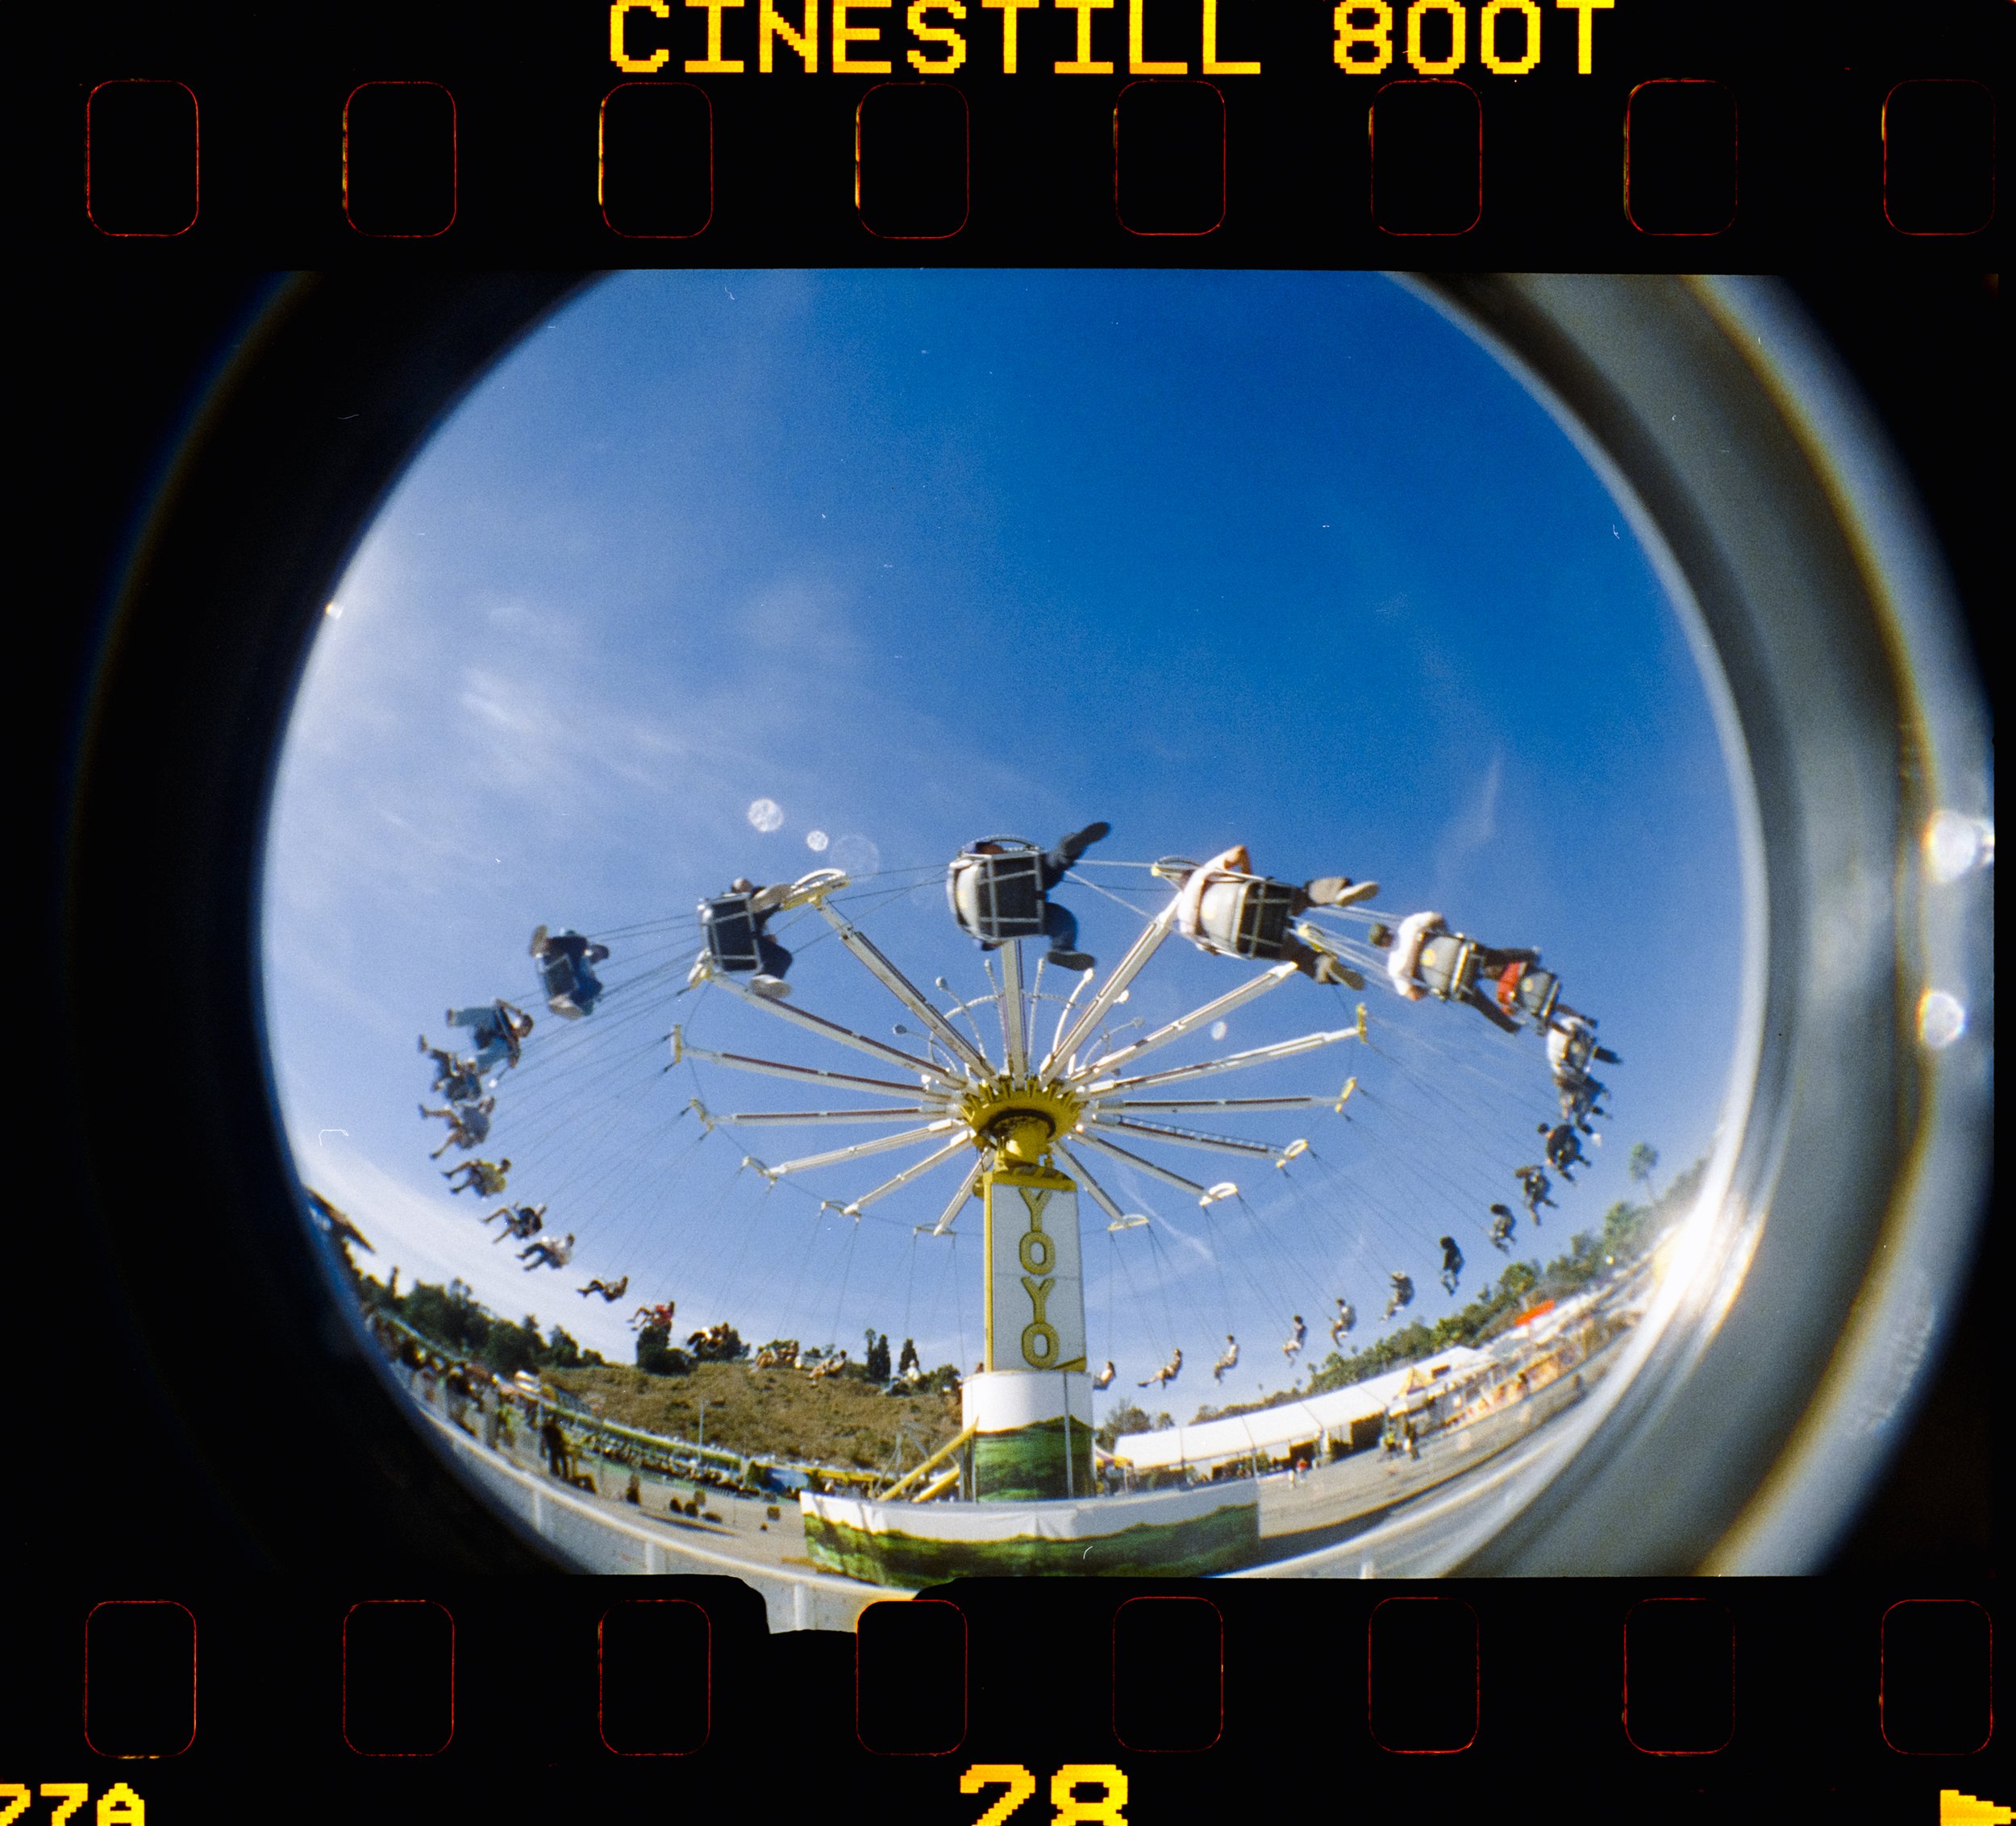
65,2,2010,261
31,1,2004,1820
6,1581,2002,1816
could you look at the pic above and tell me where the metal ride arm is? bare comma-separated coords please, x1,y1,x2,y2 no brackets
760,1120,960,1178
1093,1093,1327,1113
707,972,965,1092
1038,901,1178,1075
928,1156,984,1233
725,1107,943,1125
1082,1114,1279,1158
814,903,993,1077
1068,1128,1214,1200
1050,1138,1135,1228
1064,963,1297,1083
1083,1026,1356,1096
1048,968,1094,1065
999,938,1027,1076
672,1031,927,1100
778,868,850,911
841,1136,973,1217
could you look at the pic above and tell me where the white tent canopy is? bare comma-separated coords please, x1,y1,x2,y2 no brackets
1110,1345,1497,1474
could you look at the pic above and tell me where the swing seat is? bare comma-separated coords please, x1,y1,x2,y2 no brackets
1194,875,1301,960
1417,933,1478,1000
946,838,1048,942
698,892,764,972
1510,966,1560,1025
539,951,584,1000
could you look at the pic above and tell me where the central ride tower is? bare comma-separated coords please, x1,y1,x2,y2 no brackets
963,1096,1094,1500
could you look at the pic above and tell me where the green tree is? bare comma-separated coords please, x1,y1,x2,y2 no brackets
542,1325,584,1369
1497,1260,1539,1301
1095,1400,1150,1450
1628,1141,1661,1200
482,1315,544,1378
635,1322,690,1377
1602,1197,1647,1263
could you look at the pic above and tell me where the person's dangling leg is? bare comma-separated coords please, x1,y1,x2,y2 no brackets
752,934,793,998
1041,901,1093,971
1464,987,1522,1033
1044,821,1110,880
1281,931,1360,987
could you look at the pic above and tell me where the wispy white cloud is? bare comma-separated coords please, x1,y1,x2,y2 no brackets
1431,750,1503,898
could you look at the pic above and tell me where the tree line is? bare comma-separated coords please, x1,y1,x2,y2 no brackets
343,1254,606,1379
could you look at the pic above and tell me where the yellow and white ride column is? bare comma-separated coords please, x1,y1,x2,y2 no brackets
963,1113,1093,1500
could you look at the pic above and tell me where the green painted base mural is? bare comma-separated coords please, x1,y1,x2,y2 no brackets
973,1416,1095,1502
802,1501,1261,1588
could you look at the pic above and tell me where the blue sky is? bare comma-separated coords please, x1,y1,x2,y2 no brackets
262,269,1746,1412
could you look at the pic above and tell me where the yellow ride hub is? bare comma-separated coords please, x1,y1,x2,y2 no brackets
957,1075,1085,1166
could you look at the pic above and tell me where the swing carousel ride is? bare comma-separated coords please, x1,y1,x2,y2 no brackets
402,818,1622,1576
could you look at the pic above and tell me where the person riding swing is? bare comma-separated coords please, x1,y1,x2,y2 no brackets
1369,913,1552,1034
444,1156,511,1196
1514,1164,1556,1222
432,1000,534,1075
531,928,610,1019
946,823,1110,972
1160,846,1377,984
694,868,848,1000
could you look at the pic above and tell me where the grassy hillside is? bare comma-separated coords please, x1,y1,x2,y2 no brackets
544,1360,965,1474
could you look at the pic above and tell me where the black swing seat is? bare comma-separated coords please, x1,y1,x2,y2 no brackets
946,837,1049,942
536,932,606,1006
698,892,764,972
539,950,587,1000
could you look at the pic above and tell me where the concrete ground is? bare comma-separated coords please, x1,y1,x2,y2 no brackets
1247,1340,1619,1563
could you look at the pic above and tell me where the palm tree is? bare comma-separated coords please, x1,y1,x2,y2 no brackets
1627,1142,1661,1202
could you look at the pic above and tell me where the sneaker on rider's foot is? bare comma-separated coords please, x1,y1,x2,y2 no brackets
1060,821,1110,862
1306,876,1379,907
549,996,584,1020
1046,949,1095,972
750,975,793,1000
530,924,548,956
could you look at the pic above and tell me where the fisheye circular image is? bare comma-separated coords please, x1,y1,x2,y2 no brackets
258,271,1824,1603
